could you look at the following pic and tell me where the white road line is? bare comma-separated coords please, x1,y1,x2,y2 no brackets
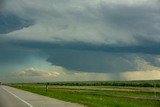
1,86,33,107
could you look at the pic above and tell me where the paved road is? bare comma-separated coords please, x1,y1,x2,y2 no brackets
0,85,85,107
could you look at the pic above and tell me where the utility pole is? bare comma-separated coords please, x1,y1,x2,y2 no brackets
154,82,156,98
46,83,49,92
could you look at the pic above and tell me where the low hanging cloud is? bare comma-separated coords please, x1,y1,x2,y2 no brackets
46,49,137,72
46,49,160,72
10,40,160,72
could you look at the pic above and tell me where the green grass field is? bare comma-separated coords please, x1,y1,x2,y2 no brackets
9,81,160,107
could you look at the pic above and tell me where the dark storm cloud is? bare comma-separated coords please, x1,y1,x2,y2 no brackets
0,13,34,34
100,3,160,30
97,2,160,44
4,0,160,45
46,48,160,72
7,40,160,72
1,0,160,74
0,45,26,65
0,5,34,65
0,0,34,34
44,46,160,72
0,37,39,65
11,39,160,55
46,49,138,72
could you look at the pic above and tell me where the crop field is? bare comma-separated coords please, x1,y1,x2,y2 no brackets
9,80,160,107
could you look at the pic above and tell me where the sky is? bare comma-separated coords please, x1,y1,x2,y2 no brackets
0,0,160,83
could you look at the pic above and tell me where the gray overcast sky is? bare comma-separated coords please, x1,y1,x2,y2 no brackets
0,0,160,83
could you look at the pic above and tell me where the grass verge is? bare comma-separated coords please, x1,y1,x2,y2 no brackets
9,84,160,107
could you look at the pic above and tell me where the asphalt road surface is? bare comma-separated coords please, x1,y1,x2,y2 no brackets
0,85,85,107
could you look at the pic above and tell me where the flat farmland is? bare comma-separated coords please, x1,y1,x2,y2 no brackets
9,81,160,107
